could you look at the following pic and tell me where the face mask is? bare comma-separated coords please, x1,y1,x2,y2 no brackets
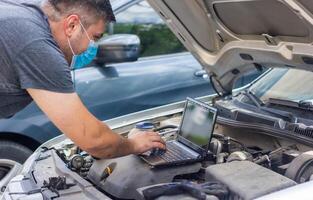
68,21,99,70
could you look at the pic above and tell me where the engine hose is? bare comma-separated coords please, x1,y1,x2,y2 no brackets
153,125,178,132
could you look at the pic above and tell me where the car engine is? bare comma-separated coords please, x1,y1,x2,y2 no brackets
47,115,313,200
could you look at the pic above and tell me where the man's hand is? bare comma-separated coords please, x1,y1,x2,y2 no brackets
128,131,166,155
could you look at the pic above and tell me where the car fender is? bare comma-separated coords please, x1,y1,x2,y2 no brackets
0,119,56,145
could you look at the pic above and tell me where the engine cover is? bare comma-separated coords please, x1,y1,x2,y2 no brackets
205,161,296,200
88,155,201,199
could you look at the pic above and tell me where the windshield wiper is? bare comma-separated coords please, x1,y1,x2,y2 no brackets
242,90,264,108
298,100,313,110
241,90,297,122
269,98,313,111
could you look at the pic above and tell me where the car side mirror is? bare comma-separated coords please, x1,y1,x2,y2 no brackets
94,34,140,66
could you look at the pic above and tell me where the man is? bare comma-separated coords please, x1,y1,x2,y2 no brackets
0,0,165,159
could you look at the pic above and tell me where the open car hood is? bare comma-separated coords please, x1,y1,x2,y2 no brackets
146,0,313,95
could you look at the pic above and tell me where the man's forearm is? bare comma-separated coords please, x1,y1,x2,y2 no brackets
82,120,135,159
90,133,135,159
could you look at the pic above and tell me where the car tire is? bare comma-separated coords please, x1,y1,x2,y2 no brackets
0,140,31,192
0,140,33,164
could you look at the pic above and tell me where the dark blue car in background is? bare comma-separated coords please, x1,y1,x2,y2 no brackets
0,0,263,176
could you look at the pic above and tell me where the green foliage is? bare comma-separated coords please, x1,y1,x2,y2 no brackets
114,23,186,57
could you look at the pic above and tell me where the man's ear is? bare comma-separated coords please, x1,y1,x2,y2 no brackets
64,14,80,38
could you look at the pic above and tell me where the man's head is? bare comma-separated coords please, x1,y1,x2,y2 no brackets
41,0,116,63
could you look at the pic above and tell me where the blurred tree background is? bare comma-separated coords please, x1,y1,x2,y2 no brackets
114,24,186,57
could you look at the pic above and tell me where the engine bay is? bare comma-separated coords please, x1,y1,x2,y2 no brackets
45,114,313,200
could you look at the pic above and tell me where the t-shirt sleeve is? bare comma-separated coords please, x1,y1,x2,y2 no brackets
13,39,75,93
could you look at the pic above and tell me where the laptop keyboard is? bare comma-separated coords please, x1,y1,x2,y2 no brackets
156,142,196,162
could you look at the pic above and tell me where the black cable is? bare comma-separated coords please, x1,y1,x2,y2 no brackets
210,75,222,97
229,138,247,151
153,125,178,132
41,146,56,153
212,133,225,139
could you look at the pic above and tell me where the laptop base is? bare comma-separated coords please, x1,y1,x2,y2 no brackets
139,140,203,167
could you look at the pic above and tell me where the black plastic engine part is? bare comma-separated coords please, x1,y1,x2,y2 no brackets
276,163,290,175
87,155,202,199
282,149,301,164
205,161,296,200
42,176,76,197
138,181,229,200
136,183,223,200
273,149,300,175
142,182,207,200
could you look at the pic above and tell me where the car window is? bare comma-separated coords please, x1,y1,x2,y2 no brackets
250,68,313,102
116,1,163,24
113,1,186,57
233,68,265,89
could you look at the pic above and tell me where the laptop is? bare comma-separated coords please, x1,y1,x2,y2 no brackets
140,97,217,167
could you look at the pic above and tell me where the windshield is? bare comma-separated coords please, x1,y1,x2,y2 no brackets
249,68,313,102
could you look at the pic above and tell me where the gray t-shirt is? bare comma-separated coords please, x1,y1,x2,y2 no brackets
0,0,74,118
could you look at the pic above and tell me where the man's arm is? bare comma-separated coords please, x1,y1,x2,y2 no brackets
27,88,165,158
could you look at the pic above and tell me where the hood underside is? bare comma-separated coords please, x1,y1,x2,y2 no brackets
146,0,313,95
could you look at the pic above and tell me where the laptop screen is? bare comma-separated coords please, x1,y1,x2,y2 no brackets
178,98,217,152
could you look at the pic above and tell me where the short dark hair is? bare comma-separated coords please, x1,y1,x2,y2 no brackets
47,0,116,26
